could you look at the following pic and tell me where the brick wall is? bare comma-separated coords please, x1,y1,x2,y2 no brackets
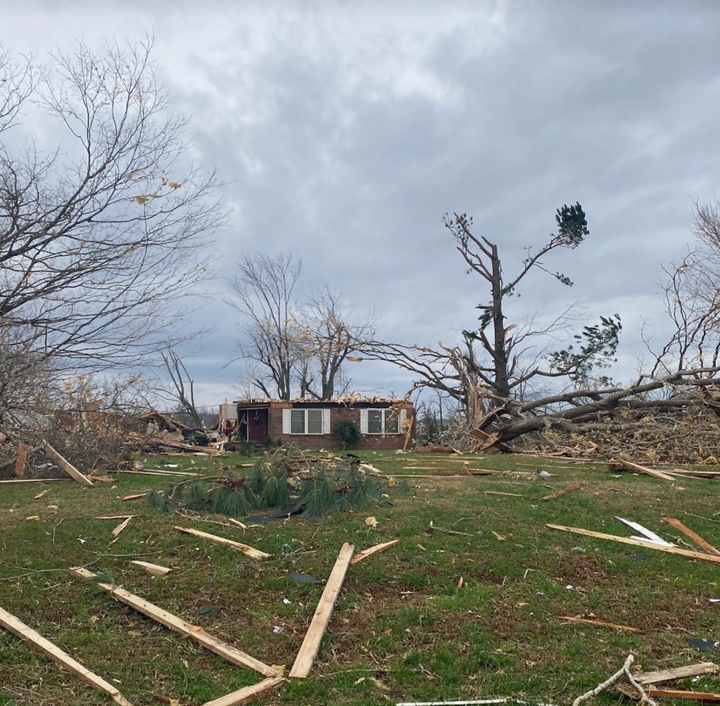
267,404,413,451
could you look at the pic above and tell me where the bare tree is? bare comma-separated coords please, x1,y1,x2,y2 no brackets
0,37,223,420
365,204,621,425
158,349,205,428
295,286,375,399
229,253,301,400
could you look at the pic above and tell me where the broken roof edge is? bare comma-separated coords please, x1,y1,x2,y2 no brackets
233,396,413,408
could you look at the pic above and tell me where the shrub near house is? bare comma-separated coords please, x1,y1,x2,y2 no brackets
234,398,414,450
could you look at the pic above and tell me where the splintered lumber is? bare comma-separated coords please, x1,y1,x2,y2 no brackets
71,567,280,677
665,469,720,479
559,615,639,632
485,490,523,497
662,517,720,556
129,560,172,576
111,516,133,542
117,469,198,477
542,482,581,501
609,458,675,482
202,676,285,706
616,682,720,701
42,442,94,487
122,492,148,501
635,662,719,685
289,542,354,678
14,442,27,477
546,524,720,564
0,478,65,484
635,688,720,702
351,539,400,565
0,605,133,706
402,466,496,475
174,526,271,559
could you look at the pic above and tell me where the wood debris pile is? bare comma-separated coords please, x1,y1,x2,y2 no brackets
505,406,720,464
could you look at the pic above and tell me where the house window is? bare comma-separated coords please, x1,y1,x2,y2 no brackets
290,409,324,434
367,409,400,434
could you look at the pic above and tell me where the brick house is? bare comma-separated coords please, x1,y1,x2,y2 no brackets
234,398,414,450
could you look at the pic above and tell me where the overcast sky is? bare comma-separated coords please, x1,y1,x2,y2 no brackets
4,0,720,406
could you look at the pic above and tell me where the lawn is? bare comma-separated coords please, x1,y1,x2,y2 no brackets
0,450,719,706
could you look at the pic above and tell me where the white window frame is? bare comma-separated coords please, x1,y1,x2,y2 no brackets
362,408,405,435
283,408,330,435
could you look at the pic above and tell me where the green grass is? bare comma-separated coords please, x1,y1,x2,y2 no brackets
1,450,719,705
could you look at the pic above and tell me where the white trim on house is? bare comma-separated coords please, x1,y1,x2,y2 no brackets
282,409,291,435
360,409,368,434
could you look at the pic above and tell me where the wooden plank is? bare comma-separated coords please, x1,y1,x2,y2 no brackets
665,469,720,478
42,442,94,487
559,615,639,632
14,442,27,477
202,676,285,706
485,491,523,497
289,542,354,679
351,539,400,565
546,524,720,564
642,688,720,701
0,605,133,706
636,662,719,685
174,526,271,559
542,482,581,501
662,517,720,556
71,567,280,677
609,458,675,481
0,478,66,484
110,516,133,544
121,493,147,501
115,469,198,477
129,560,171,576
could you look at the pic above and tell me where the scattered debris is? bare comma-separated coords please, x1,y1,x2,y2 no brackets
351,539,400,565
662,517,720,556
71,567,280,677
14,442,27,478
608,458,675,482
547,524,720,564
429,521,473,537
0,605,133,706
130,560,171,576
559,616,639,632
542,482,581,501
110,516,133,544
484,490,523,497
288,571,321,585
33,488,51,499
202,676,285,706
615,517,674,547
42,441,94,487
687,638,719,652
572,654,653,706
289,542,354,679
364,516,378,528
122,493,148,501
491,531,506,542
174,526,271,559
634,662,719,684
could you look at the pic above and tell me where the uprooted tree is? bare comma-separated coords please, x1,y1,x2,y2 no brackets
365,202,720,449
0,38,223,429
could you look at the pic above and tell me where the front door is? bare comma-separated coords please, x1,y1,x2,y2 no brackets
247,408,268,445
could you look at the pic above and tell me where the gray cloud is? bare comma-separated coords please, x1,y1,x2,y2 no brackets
3,0,720,404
